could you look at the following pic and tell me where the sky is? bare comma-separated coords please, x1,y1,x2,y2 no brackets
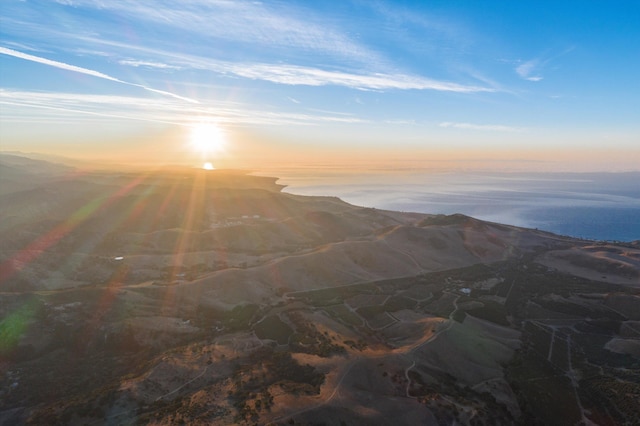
1,0,639,171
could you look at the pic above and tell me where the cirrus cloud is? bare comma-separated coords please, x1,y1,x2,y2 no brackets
439,122,524,132
0,46,198,103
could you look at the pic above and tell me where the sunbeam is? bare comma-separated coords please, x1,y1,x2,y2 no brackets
0,174,150,286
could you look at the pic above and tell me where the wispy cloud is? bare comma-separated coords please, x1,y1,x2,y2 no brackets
118,59,182,70
37,0,496,93
60,37,493,93
515,48,574,82
364,1,468,51
439,122,523,132
0,41,45,53
0,90,367,127
516,59,544,81
0,47,198,103
384,119,417,125
1,46,119,81
219,62,493,92
51,0,386,68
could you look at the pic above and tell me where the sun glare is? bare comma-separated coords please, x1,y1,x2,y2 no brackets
190,123,227,156
202,162,214,170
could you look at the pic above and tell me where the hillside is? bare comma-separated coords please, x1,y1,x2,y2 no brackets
0,155,638,425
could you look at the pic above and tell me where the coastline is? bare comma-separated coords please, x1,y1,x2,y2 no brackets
268,169,640,242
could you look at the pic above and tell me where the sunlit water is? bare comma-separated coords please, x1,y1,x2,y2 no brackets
264,168,640,242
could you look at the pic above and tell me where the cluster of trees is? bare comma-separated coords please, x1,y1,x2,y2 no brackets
229,346,324,422
287,311,345,357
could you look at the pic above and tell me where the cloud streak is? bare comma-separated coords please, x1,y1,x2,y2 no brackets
516,48,574,82
439,122,523,132
19,1,493,93
59,36,492,93
0,46,198,103
50,0,386,69
1,46,119,81
118,59,182,70
221,62,492,92
516,59,544,81
0,89,367,127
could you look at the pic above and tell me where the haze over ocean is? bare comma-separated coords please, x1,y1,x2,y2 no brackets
274,169,640,242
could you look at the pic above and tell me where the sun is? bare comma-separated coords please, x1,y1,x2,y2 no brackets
202,162,214,170
189,123,227,156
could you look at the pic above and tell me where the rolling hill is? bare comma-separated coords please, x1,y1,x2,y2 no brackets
1,154,638,425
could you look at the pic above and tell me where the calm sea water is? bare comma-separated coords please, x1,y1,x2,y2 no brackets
267,169,640,242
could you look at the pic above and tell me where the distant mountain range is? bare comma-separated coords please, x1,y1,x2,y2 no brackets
1,153,638,425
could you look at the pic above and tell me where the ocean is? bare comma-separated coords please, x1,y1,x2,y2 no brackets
268,169,640,242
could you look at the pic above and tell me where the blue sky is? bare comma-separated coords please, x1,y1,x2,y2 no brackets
1,0,639,170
